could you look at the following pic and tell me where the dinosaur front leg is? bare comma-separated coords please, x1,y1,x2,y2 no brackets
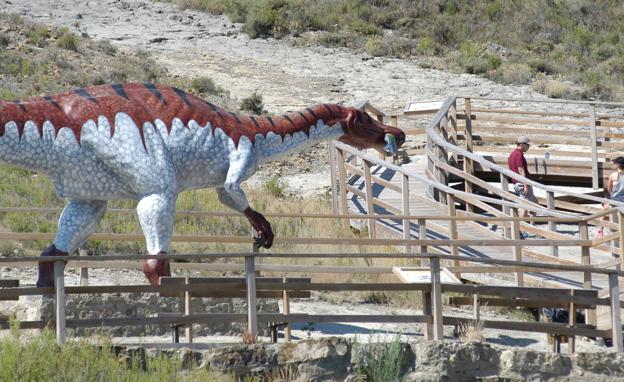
37,199,108,287
137,193,176,285
217,188,274,248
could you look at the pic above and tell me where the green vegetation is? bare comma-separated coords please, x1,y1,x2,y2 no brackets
163,0,624,101
0,327,229,381
353,335,408,382
262,176,286,198
240,92,265,114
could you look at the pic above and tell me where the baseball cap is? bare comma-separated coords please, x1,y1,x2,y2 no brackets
516,136,531,144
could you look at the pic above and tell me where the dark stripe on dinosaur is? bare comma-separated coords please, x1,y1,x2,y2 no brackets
306,108,318,119
74,88,98,103
322,104,333,114
297,111,311,125
266,117,276,128
111,83,129,100
43,95,62,109
172,87,191,106
282,115,295,125
13,100,27,113
250,116,261,130
143,83,166,103
229,112,241,124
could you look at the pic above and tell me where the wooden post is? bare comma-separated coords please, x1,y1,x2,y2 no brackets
612,210,620,252
426,135,435,199
430,256,443,341
568,290,576,354
473,293,480,322
377,114,385,160
511,208,524,287
54,260,66,345
336,148,350,229
619,209,624,268
449,101,458,164
463,98,474,213
329,142,338,214
283,277,291,342
185,277,193,343
79,248,88,286
609,272,623,352
579,222,596,326
418,218,428,266
363,159,376,238
402,174,411,254
590,104,599,189
500,174,511,239
246,243,259,338
547,191,559,257
447,194,460,276
422,291,433,341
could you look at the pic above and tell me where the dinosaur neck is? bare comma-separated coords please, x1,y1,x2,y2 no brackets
250,104,346,164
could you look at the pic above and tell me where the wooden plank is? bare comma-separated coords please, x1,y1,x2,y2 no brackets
447,194,460,272
448,296,593,309
363,160,377,238
511,209,523,287
444,316,609,338
393,267,461,284
442,284,606,306
283,277,291,342
54,261,66,345
336,148,350,228
329,141,339,213
401,174,411,254
590,104,599,189
246,253,258,338
610,273,624,352
547,191,559,258
185,276,192,344
569,291,576,354
0,279,19,287
79,248,88,286
430,257,443,340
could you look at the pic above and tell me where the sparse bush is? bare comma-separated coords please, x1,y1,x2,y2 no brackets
493,62,533,85
543,80,572,99
191,76,223,94
365,36,388,57
56,27,80,51
240,92,264,114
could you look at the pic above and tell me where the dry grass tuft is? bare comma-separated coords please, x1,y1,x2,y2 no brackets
459,319,485,343
241,330,257,345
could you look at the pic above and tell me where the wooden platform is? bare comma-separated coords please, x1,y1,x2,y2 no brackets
346,159,614,293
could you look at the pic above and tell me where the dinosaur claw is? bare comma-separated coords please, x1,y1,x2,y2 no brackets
245,208,274,249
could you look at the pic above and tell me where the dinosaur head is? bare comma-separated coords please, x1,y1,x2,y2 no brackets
337,107,405,156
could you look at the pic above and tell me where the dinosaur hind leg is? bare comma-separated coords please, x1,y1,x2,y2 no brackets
137,193,176,286
37,199,108,287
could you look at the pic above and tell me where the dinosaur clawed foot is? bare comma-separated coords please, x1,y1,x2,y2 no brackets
143,251,171,286
36,244,68,288
244,208,274,249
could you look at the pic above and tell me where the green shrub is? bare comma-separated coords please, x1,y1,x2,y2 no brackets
191,76,223,94
56,27,80,51
493,62,532,85
365,36,388,57
240,92,264,114
353,335,410,382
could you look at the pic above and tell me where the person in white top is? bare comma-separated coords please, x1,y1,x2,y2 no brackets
597,156,624,238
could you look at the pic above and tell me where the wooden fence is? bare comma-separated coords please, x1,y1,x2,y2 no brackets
0,249,622,353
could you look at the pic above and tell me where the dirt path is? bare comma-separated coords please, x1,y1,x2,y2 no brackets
4,0,549,115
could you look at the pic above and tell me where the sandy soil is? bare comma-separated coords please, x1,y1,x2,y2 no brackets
1,0,611,353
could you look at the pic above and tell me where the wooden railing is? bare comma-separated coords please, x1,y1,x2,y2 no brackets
0,250,622,353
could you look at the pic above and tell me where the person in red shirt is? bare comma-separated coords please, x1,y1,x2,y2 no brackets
508,136,537,219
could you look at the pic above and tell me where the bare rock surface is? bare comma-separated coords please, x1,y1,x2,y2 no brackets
112,340,624,381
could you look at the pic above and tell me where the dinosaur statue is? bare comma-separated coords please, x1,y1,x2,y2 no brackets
0,83,405,286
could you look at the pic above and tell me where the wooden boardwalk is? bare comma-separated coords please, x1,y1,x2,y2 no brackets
346,159,613,293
